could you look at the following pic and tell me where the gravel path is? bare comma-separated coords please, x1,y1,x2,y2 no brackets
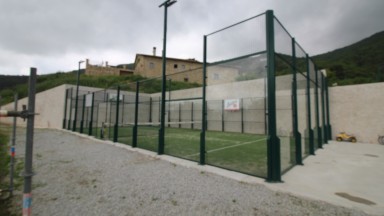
10,128,371,216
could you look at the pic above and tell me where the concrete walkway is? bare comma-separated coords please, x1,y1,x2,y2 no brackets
160,141,384,215
269,141,384,215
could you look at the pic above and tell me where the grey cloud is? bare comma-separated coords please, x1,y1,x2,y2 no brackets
0,0,383,75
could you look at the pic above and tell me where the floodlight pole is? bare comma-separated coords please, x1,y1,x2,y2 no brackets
159,0,177,154
73,60,84,131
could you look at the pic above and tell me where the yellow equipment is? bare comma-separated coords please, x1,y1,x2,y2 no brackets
336,132,357,143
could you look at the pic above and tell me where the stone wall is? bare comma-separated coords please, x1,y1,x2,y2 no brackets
329,83,384,144
85,59,133,76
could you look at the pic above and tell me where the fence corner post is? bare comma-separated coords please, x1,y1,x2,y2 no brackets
266,10,281,182
113,86,120,142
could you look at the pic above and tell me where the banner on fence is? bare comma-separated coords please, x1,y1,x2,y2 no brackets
108,93,123,102
224,99,240,111
86,94,93,107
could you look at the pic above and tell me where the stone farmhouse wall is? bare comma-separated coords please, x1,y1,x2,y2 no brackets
134,54,203,84
85,59,133,76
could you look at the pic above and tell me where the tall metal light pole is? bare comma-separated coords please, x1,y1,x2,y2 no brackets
73,60,85,131
158,0,177,154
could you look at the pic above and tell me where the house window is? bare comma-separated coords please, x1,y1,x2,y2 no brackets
149,62,154,69
184,77,189,82
174,64,178,69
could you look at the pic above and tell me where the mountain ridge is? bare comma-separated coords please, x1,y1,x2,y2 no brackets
313,30,384,85
1,30,383,104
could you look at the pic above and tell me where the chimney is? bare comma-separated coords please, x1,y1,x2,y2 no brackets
106,61,109,67
153,47,157,56
86,58,89,66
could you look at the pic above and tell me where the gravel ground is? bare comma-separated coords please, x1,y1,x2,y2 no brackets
9,128,372,216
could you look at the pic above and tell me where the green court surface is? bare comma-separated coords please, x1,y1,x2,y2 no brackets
90,125,268,178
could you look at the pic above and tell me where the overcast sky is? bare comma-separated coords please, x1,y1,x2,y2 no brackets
1,0,383,75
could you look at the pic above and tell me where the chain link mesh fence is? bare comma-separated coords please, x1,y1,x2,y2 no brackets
63,10,331,181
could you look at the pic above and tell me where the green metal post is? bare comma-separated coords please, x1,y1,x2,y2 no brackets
325,78,332,140
121,95,125,124
88,92,94,136
63,89,68,129
200,35,207,165
80,94,86,133
158,0,176,154
73,60,84,131
292,38,302,165
133,81,139,147
149,97,153,123
314,67,322,148
221,100,225,132
108,96,112,140
113,86,120,142
266,10,281,182
306,54,315,155
67,88,73,130
72,87,79,131
178,103,181,128
321,74,327,144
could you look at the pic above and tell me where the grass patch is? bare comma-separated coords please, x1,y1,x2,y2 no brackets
79,124,268,177
0,125,12,216
0,126,10,181
92,126,268,177
11,160,24,191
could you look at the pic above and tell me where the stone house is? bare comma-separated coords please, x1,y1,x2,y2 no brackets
84,49,204,84
133,53,203,84
84,59,134,76
84,48,243,85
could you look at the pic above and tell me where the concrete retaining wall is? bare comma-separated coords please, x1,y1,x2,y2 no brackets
1,81,384,144
329,82,384,144
1,84,67,128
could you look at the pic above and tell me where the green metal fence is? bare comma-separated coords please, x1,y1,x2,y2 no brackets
63,10,331,182
202,12,269,177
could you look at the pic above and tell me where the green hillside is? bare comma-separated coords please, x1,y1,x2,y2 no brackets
0,71,199,106
314,31,384,85
1,30,383,105
0,75,29,91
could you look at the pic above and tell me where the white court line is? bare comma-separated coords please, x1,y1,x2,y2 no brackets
184,138,267,158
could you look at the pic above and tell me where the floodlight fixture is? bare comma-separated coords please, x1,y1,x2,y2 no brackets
159,0,177,8
158,0,177,154
73,60,85,131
